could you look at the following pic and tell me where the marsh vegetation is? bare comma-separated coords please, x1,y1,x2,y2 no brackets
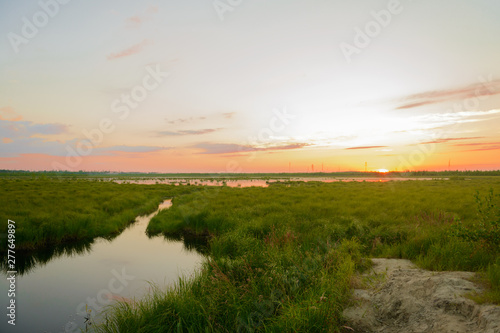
2,174,499,332
100,177,500,332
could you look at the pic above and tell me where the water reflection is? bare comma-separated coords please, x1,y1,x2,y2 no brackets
1,240,95,276
114,178,271,187
112,177,446,187
0,200,204,333
148,231,210,255
0,200,207,277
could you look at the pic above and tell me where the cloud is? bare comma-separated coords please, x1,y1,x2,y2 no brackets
404,109,500,131
0,106,23,121
395,80,500,110
94,145,170,155
157,128,221,136
447,141,500,152
223,112,236,119
126,16,143,29
0,119,170,158
0,137,73,157
165,116,207,125
454,141,500,147
125,6,158,29
1,120,68,138
193,142,309,154
107,39,150,60
419,137,484,145
465,145,500,152
165,112,235,125
413,110,500,122
345,146,388,150
147,6,159,14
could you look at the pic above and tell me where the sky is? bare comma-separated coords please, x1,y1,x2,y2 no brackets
1,0,500,173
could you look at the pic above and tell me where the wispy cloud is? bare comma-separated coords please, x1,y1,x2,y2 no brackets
1,119,68,138
126,16,143,29
193,142,309,154
395,80,500,110
345,145,387,150
413,110,500,122
107,39,150,60
447,141,500,152
94,145,170,155
157,128,222,136
165,112,235,125
0,106,23,121
125,5,158,29
454,141,500,147
465,145,500,152
404,110,500,132
0,118,171,158
223,112,236,119
165,116,207,125
419,137,484,145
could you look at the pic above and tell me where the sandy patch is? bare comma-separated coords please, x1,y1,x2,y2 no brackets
343,258,500,333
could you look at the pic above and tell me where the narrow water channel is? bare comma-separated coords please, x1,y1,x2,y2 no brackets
0,200,204,332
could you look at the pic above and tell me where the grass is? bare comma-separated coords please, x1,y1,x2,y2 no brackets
95,234,362,332
90,177,500,332
2,175,500,331
468,258,500,304
0,178,201,251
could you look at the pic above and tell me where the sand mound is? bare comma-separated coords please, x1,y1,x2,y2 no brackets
343,259,500,333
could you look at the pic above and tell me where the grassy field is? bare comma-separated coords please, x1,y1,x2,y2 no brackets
91,177,500,332
1,175,499,331
0,178,201,251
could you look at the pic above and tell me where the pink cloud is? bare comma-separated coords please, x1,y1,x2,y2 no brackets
126,16,143,29
147,6,158,14
125,6,158,29
395,80,500,110
345,146,387,150
107,39,149,60
0,106,23,121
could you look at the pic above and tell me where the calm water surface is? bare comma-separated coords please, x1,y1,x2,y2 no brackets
0,200,203,332
113,177,444,186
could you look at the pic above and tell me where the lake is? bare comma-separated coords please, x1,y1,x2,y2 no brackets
112,177,445,187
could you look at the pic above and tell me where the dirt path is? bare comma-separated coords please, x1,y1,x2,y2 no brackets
343,259,500,333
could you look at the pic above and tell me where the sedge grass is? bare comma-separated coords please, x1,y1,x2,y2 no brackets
3,175,500,331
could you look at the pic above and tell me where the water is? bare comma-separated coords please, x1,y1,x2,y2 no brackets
113,178,272,187
112,177,445,186
0,200,204,332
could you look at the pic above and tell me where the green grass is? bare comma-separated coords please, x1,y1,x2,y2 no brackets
95,232,361,332
90,177,500,332
0,178,201,251
3,175,500,331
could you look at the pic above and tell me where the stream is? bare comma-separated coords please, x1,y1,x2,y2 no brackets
0,200,204,332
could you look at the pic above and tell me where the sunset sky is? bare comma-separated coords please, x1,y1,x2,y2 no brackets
1,0,500,172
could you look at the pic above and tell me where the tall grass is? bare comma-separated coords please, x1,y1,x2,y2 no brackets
94,230,361,332
0,178,201,250
4,176,500,331
92,177,500,332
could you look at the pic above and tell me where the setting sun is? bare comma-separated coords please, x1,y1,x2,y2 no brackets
377,169,389,173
